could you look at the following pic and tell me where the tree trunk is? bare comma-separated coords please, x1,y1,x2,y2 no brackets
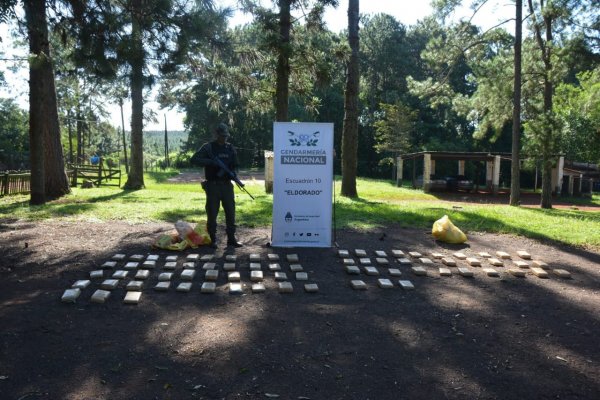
341,0,359,197
43,53,70,200
540,13,553,209
528,0,555,209
119,98,129,174
509,0,522,206
275,0,291,122
124,0,145,190
76,108,83,163
541,157,552,207
25,0,46,205
164,114,169,168
67,111,74,164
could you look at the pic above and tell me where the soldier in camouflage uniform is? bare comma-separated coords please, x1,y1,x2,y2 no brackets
191,123,242,248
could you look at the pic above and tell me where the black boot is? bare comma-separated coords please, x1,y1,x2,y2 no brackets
227,236,243,247
209,234,217,249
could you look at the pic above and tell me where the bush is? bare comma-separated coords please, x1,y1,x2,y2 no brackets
174,152,193,169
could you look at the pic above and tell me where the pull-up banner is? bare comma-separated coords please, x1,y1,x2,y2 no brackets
271,122,334,248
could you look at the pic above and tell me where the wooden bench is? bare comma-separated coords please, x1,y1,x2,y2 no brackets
68,163,122,187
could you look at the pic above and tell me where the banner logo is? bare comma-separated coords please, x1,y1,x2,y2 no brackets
289,130,319,147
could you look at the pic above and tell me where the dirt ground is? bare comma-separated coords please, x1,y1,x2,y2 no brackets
0,219,599,400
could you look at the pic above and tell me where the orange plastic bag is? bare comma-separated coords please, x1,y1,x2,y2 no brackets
187,222,211,247
153,220,212,250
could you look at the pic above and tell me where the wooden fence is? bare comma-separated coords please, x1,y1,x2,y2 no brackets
68,164,121,187
1,165,121,196
1,171,32,196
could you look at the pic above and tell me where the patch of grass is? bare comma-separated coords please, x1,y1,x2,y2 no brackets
1,173,598,249
0,171,267,225
145,169,181,183
559,193,600,206
330,178,600,248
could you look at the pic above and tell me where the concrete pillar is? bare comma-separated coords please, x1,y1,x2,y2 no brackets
412,158,417,188
567,175,574,196
396,156,403,187
458,160,465,176
589,178,594,197
486,160,493,190
577,174,583,195
264,151,274,193
423,153,431,192
492,155,501,194
552,156,564,195
430,159,436,175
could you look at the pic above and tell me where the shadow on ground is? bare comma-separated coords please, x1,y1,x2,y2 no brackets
0,221,598,399
421,188,600,211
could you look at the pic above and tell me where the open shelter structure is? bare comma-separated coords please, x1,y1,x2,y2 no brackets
562,161,599,196
395,151,588,196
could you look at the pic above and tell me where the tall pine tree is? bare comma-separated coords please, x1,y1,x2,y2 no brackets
341,0,359,197
68,0,227,189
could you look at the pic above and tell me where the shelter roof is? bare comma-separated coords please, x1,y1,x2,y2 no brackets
400,151,512,161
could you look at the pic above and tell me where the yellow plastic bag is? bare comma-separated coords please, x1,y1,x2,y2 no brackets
153,233,189,251
432,215,467,244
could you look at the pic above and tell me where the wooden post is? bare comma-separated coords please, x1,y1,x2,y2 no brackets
458,160,465,175
567,175,574,196
423,153,431,192
492,155,501,194
72,166,78,187
552,156,564,195
2,172,8,195
412,158,416,188
396,156,403,187
486,160,493,190
264,151,274,193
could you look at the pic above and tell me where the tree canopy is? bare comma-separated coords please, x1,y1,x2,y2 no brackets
0,0,598,203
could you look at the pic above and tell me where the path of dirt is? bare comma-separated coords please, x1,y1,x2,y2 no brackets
0,219,599,399
167,171,264,184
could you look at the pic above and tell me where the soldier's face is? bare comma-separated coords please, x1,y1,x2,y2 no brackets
216,135,227,144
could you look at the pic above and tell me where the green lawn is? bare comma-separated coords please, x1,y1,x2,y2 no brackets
1,171,599,249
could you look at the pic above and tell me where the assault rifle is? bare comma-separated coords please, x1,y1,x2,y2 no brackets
211,155,255,200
